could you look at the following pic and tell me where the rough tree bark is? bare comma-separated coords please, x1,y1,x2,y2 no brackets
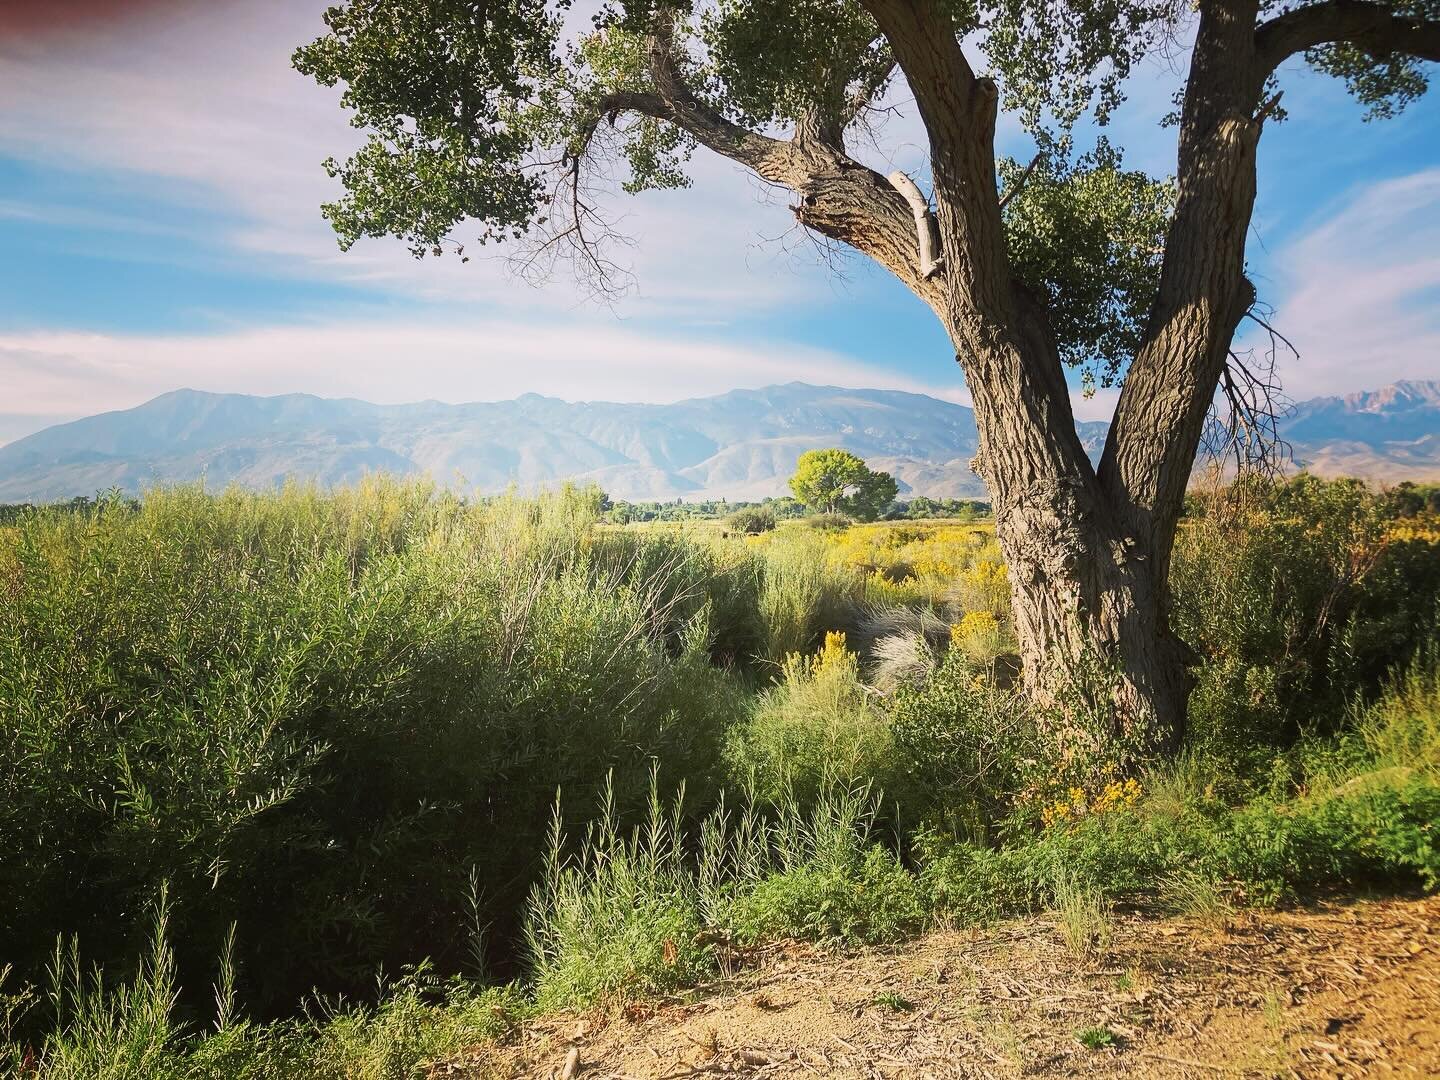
581,0,1440,764
856,0,1206,759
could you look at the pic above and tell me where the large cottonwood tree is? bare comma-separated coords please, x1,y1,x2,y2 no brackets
296,0,1439,763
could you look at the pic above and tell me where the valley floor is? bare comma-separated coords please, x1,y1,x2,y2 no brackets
449,895,1439,1079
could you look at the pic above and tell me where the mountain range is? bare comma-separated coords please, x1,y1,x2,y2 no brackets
1,380,1438,504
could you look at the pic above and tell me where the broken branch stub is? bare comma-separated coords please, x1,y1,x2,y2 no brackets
886,170,944,279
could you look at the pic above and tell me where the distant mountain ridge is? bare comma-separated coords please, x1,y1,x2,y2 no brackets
1,380,1437,503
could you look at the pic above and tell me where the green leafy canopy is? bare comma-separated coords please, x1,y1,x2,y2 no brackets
293,0,1432,378
1001,140,1174,391
293,0,569,258
789,449,898,520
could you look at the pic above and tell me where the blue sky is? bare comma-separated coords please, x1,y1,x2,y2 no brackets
0,0,1437,445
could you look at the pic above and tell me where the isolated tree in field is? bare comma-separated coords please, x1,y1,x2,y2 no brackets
295,0,1440,763
789,448,897,519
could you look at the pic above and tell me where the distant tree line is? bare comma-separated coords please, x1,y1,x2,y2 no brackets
599,495,812,525
11,476,1428,531
598,491,994,527
0,491,138,525
895,496,992,521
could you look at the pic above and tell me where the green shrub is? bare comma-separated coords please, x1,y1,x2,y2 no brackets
1215,772,1440,903
726,632,905,808
302,970,526,1080
725,505,776,535
729,845,926,947
1172,475,1440,777
523,780,724,1009
888,653,1034,841
1357,652,1440,775
921,661,1440,922
802,512,854,531
37,896,185,1080
14,910,525,1080
0,483,746,1014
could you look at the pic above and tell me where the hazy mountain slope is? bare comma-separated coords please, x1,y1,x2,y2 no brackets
1283,381,1440,483
1,381,1436,503
0,384,1008,502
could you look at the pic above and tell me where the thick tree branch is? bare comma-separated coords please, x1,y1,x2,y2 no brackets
643,17,795,178
794,107,847,153
566,13,945,309
572,90,674,162
1100,0,1264,558
1256,0,1440,78
863,0,1093,501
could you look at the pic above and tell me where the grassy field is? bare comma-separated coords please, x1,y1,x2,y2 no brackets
1,476,1438,1077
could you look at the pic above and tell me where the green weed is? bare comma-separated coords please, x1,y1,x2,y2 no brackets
1077,1025,1118,1050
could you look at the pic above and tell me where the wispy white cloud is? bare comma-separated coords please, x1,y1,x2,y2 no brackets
0,197,183,235
1253,167,1440,400
0,0,831,318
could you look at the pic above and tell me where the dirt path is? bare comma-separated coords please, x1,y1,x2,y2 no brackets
445,895,1439,1078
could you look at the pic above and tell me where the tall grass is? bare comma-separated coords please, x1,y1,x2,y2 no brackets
0,482,746,1013
1358,650,1440,775
754,530,859,665
39,895,182,1080
524,774,924,1008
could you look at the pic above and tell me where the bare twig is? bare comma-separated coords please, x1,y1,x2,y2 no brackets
1200,301,1295,477
997,153,1044,213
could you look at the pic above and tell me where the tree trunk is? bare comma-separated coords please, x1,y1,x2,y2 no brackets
988,473,1190,764
849,0,1275,767
954,289,1191,766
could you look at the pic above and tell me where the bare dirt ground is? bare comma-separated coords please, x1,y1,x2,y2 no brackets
442,895,1439,1079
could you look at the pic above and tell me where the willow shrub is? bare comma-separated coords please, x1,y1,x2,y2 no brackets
1172,474,1440,780
0,482,746,1014
724,632,908,810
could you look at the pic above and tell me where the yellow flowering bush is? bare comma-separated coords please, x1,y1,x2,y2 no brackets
1039,777,1143,828
818,523,995,585
954,559,1010,617
948,610,1014,665
811,630,855,677
1389,516,1440,544
730,630,912,806
951,610,999,643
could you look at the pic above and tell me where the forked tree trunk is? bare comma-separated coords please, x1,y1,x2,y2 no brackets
951,294,1193,764
847,0,1270,767
631,0,1262,765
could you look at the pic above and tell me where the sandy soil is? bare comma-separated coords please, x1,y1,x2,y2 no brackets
440,894,1439,1079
